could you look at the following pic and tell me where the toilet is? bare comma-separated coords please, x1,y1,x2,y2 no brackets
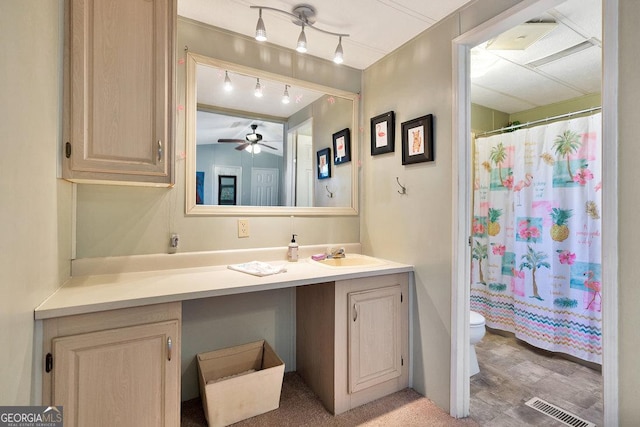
469,310,486,376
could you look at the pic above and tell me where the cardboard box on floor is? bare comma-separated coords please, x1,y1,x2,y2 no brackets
197,340,285,427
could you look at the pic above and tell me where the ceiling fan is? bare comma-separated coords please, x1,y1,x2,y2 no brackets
218,124,278,152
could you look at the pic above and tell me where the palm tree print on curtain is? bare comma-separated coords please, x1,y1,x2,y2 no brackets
470,113,602,364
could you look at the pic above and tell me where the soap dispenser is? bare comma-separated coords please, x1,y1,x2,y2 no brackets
287,234,298,262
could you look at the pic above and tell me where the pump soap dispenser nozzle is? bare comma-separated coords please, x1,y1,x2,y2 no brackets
287,234,299,262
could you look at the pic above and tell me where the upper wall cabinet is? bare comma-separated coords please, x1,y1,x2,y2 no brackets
63,0,176,186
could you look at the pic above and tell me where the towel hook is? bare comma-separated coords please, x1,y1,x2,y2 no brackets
396,177,407,195
326,186,334,198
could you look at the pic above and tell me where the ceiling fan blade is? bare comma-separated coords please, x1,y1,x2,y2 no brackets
218,138,245,143
259,143,278,150
235,143,250,151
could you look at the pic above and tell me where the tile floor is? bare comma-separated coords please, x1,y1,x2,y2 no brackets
470,330,603,426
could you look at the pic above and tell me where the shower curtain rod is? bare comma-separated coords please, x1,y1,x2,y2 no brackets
476,106,602,137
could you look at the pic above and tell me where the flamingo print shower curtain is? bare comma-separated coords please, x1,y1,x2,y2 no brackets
470,113,602,364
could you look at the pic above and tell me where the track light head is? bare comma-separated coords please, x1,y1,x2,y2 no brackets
255,8,267,41
256,9,267,42
296,24,307,53
282,85,290,104
223,71,232,91
334,36,344,64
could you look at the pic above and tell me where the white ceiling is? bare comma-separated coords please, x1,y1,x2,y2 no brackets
471,0,602,114
178,0,473,70
183,0,602,134
195,62,336,153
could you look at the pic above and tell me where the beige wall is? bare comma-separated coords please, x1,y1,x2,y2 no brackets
361,0,528,410
618,0,639,423
509,93,602,125
471,103,510,134
472,93,601,135
0,0,72,405
6,0,638,420
75,19,362,259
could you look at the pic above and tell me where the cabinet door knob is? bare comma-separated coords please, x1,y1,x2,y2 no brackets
353,304,358,322
157,140,163,162
167,337,172,361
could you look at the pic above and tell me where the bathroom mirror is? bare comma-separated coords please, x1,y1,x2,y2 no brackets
185,53,359,216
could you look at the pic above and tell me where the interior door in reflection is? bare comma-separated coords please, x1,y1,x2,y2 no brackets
251,168,279,206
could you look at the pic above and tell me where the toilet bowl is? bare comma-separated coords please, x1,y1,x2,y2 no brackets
469,310,486,376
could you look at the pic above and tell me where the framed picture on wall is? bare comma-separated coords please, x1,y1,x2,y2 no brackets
218,175,237,205
196,171,205,205
332,128,351,165
401,114,434,165
370,111,395,155
317,148,331,179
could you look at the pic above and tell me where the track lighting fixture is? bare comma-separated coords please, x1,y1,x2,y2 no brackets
282,85,290,104
254,78,263,97
223,71,232,91
250,5,349,64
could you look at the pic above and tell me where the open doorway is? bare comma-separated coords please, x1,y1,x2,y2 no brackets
451,0,618,423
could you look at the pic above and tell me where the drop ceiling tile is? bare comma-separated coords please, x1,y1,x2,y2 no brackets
471,84,536,114
537,46,602,94
490,24,587,65
473,60,583,108
554,0,602,40
385,0,472,21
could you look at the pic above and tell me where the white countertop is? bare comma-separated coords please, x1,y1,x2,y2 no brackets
34,252,413,320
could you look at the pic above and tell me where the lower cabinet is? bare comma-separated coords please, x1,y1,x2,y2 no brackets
296,273,409,415
42,303,181,427
348,285,403,393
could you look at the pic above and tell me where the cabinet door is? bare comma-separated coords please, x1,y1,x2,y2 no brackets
348,285,402,393
64,0,175,185
52,320,180,427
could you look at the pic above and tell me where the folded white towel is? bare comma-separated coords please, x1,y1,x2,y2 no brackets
227,261,287,277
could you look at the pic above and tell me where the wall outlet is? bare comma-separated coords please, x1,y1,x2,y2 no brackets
168,233,179,254
238,219,249,238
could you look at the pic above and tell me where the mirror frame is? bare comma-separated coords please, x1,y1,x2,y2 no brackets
185,53,359,216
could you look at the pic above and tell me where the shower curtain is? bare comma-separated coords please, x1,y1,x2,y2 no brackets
470,112,602,364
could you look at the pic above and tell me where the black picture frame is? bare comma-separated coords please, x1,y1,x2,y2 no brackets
401,114,434,165
317,147,331,179
332,128,351,165
370,111,395,155
218,175,237,205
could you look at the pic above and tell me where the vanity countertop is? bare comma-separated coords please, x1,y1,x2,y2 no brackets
34,250,413,320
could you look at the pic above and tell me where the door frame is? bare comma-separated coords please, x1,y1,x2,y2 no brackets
450,0,618,423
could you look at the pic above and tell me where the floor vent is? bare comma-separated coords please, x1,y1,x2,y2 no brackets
525,397,596,427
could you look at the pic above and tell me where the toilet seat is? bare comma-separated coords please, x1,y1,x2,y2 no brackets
470,310,485,326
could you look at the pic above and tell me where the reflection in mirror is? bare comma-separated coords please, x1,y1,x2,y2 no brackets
185,53,359,216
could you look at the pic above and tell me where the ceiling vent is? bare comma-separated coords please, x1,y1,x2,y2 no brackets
486,21,558,50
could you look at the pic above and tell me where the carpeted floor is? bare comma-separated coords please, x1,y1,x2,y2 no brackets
182,372,478,426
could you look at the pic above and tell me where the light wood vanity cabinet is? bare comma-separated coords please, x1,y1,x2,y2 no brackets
296,273,409,415
63,0,176,185
348,284,403,393
42,303,181,427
